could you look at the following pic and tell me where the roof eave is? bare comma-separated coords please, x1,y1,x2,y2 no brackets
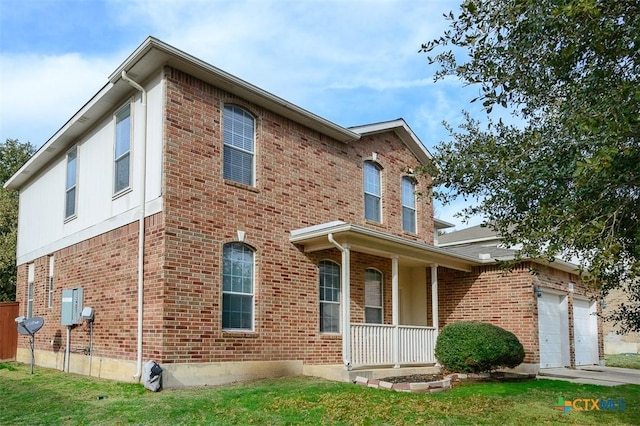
290,221,478,272
5,36,361,190
349,119,433,165
111,37,360,143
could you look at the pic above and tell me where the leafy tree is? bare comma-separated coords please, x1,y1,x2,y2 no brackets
0,139,36,301
419,1,639,331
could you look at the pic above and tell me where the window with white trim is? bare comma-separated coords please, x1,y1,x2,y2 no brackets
114,104,131,194
65,147,78,219
402,176,417,233
223,105,255,186
365,268,383,324
364,161,381,222
319,260,341,333
27,263,34,318
222,243,254,330
48,256,54,308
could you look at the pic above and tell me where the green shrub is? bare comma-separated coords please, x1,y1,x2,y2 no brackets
434,321,525,373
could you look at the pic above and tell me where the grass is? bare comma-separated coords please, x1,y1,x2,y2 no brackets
606,353,640,370
1,362,639,425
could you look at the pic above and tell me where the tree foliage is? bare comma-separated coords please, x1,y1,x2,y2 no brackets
0,139,36,301
420,1,639,331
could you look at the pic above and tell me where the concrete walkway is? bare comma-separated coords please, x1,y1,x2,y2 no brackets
538,366,640,386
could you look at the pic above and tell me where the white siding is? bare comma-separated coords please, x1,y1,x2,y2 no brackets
16,72,165,264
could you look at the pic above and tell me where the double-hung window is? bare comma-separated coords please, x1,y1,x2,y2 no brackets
365,269,383,324
27,263,34,318
65,147,78,219
223,105,255,186
402,177,417,233
319,260,340,333
48,256,54,308
114,104,131,194
364,161,381,222
222,243,254,330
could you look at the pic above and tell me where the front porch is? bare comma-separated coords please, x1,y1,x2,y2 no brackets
291,221,477,372
350,323,437,367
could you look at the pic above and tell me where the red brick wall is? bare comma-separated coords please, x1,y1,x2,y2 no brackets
436,264,538,363
15,65,436,369
160,67,432,365
435,262,601,365
15,214,164,362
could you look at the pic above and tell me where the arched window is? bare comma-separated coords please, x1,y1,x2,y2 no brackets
365,268,383,324
402,176,417,233
319,260,341,333
222,242,255,330
223,105,255,185
364,161,381,222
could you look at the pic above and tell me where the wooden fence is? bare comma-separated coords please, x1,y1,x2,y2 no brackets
0,302,19,360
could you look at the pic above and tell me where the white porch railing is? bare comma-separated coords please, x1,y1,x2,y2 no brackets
350,323,437,367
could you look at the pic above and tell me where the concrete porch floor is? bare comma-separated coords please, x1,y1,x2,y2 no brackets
303,364,441,383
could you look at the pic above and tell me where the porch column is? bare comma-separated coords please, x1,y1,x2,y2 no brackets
342,244,351,369
392,256,400,368
431,264,439,332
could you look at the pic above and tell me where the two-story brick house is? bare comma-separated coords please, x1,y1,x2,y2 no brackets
5,37,602,387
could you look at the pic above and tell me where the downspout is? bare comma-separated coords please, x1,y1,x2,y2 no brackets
328,234,351,369
121,70,148,381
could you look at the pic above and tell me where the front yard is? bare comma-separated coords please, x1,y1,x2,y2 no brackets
0,362,638,425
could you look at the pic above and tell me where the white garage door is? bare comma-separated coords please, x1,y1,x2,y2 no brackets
538,292,570,368
574,298,599,366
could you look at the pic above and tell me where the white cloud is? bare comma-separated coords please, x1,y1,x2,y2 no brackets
0,53,116,145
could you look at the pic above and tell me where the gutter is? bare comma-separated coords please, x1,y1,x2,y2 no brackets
121,70,148,381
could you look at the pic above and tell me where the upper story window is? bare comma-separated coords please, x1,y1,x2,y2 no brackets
319,260,341,333
365,268,383,324
222,242,255,331
65,147,78,219
114,104,131,194
223,105,255,186
48,255,54,308
27,263,34,318
402,177,417,233
364,161,382,222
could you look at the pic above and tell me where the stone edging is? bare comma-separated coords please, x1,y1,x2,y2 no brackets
353,375,452,393
354,372,534,393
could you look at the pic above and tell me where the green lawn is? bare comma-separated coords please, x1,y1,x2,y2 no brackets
1,362,639,425
606,353,640,370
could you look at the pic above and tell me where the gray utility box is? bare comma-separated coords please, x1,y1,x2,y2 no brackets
61,288,83,326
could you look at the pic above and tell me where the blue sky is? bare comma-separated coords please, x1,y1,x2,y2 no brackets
0,0,485,227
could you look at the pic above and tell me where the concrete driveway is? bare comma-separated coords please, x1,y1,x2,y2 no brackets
538,366,640,386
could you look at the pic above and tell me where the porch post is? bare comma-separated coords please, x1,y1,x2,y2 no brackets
431,264,439,332
392,256,400,368
342,244,351,369
328,234,351,370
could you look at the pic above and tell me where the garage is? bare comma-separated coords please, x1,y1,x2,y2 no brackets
573,297,599,366
538,291,570,368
